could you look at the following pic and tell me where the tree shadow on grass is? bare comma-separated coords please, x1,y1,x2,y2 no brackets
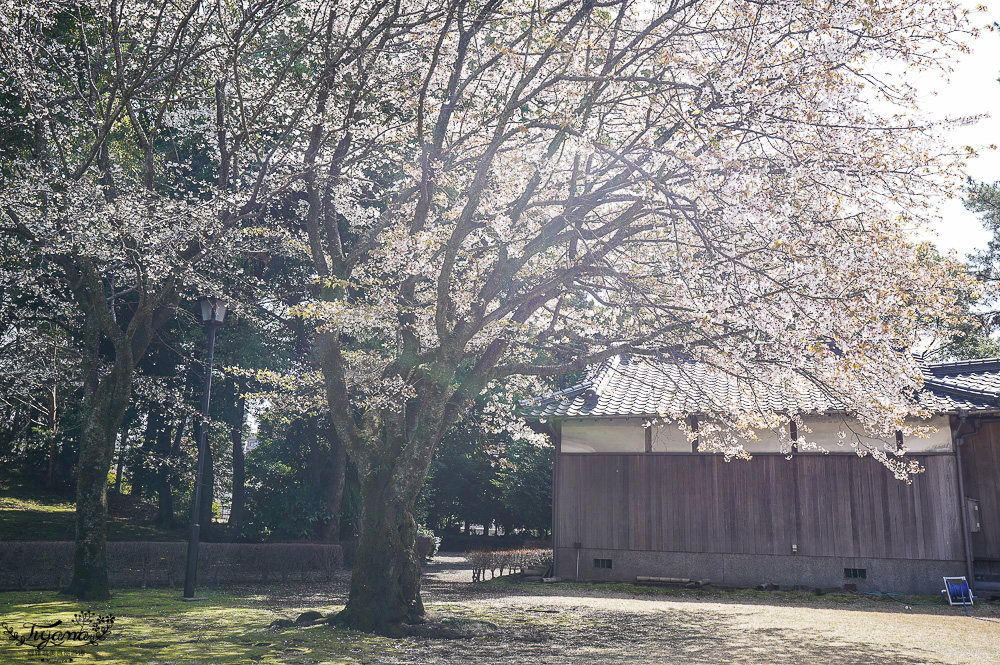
0,580,975,665
397,602,949,665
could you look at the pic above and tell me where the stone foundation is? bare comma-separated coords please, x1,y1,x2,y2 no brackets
555,547,964,595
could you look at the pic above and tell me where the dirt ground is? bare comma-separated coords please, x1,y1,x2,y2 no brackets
404,554,1000,665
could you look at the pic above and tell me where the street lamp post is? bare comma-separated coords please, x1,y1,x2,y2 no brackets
183,296,227,600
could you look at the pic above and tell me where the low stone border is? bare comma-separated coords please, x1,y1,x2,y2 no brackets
0,541,343,590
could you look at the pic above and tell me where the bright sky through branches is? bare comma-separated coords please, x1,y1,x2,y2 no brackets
921,2,1000,258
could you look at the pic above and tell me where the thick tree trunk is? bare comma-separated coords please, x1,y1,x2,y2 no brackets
318,332,458,635
335,465,424,636
65,361,132,600
66,420,115,599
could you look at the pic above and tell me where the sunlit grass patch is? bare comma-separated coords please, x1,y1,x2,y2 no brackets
0,496,75,513
0,588,397,665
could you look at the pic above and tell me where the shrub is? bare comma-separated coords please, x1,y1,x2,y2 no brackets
415,526,441,561
466,548,552,582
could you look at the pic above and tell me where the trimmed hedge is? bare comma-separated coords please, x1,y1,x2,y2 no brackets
0,541,344,590
466,548,553,582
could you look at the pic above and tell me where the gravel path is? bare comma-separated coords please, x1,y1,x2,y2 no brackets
401,554,1000,665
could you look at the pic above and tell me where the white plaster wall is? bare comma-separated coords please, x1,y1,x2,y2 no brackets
561,415,953,454
732,426,790,453
562,420,645,453
651,422,693,452
795,415,952,453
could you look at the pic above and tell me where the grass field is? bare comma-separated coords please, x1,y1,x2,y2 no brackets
0,586,372,665
0,471,186,542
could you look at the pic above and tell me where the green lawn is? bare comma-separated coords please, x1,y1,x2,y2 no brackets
0,587,385,665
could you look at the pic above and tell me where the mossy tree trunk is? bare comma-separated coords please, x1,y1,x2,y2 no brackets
336,460,425,635
320,332,470,635
60,258,177,600
65,333,133,600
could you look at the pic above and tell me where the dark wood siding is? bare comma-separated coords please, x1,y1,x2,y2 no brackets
961,421,1000,560
555,453,963,560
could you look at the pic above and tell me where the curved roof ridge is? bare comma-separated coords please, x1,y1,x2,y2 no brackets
922,378,1000,406
925,357,1000,375
521,354,1000,419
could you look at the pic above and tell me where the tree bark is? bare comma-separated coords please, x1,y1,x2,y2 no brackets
319,330,454,635
65,342,133,600
334,460,424,636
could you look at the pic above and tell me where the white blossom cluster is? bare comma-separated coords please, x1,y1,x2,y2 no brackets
0,0,982,481
274,0,979,477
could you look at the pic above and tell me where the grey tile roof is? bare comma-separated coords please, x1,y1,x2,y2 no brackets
521,355,1000,420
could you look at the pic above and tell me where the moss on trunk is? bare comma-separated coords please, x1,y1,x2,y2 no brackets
65,359,132,600
335,466,424,636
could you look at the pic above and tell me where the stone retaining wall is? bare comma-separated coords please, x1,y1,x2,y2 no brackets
0,541,344,590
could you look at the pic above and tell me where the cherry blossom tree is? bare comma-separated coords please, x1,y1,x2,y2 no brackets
0,0,981,632
280,0,978,633
0,0,319,599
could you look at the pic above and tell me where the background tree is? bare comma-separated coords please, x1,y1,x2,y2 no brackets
0,240,82,490
493,438,552,538
420,423,503,537
923,180,1000,361
950,180,1000,356
420,384,551,538
0,0,320,599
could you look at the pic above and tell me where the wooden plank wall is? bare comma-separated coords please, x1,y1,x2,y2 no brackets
555,453,963,561
961,421,1000,560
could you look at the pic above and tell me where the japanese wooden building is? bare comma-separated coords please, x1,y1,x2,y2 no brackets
523,356,1000,595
